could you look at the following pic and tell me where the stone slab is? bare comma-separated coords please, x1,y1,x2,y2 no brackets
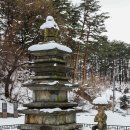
23,102,78,109
30,48,70,57
20,123,78,130
28,65,72,73
23,82,79,90
31,76,69,81
24,111,76,125
30,58,66,64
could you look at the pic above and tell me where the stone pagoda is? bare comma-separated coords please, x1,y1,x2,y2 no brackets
20,16,79,130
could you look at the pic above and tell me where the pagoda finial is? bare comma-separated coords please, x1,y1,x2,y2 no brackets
40,16,60,42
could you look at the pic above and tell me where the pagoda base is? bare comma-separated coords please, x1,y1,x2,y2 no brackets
20,109,76,125
20,123,79,130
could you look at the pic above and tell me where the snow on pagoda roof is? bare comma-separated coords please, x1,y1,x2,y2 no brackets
40,108,74,113
40,16,59,30
28,41,72,53
93,96,108,105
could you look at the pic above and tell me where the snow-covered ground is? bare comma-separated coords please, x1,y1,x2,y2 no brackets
0,116,24,125
77,110,130,126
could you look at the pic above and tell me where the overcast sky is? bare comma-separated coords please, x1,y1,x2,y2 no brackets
71,0,130,44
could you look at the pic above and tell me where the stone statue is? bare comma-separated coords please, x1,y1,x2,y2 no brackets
40,16,60,42
92,107,107,130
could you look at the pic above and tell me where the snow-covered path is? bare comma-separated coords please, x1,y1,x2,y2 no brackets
0,116,24,125
76,110,130,126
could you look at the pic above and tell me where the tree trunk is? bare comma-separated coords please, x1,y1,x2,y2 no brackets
74,87,93,103
73,44,80,82
5,76,10,98
82,53,87,85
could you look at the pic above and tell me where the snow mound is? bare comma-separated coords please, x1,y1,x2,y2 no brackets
39,81,59,85
40,16,59,30
40,108,61,113
28,41,72,53
40,108,74,113
93,97,108,105
82,127,91,130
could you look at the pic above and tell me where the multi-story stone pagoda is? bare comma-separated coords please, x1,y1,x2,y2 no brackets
20,16,79,130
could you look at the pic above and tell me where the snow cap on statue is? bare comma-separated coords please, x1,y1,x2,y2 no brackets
40,16,59,30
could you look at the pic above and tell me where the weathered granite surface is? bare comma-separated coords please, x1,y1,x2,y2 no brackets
20,16,79,130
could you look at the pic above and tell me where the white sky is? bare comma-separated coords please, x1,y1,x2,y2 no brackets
71,0,130,44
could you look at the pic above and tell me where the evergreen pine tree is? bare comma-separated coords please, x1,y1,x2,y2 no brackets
77,0,109,84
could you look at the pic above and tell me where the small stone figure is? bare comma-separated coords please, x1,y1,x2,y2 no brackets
124,87,129,94
120,95,129,109
92,107,107,130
